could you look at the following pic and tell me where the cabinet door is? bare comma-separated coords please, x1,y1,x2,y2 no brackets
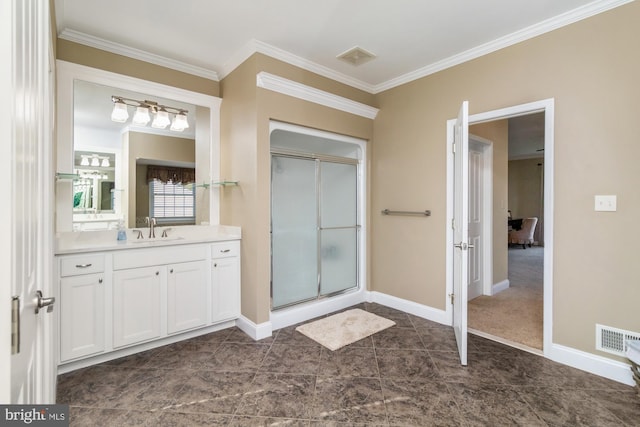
167,260,208,334
113,266,162,348
212,256,240,322
60,273,105,362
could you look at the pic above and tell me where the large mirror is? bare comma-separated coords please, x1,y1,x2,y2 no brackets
56,61,222,233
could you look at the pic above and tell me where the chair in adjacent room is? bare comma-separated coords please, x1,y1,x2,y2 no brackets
508,217,538,249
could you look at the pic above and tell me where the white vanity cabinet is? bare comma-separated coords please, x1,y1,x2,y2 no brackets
56,234,241,370
211,241,241,322
59,254,107,362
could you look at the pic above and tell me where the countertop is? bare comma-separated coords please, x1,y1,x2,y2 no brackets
55,224,241,255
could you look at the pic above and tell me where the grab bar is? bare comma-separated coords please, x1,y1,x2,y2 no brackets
381,209,431,216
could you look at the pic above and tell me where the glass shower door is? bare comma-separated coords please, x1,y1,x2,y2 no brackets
271,156,318,309
319,161,358,295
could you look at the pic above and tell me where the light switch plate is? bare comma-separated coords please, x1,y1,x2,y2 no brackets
595,195,616,212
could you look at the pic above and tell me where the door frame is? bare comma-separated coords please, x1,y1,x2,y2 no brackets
446,98,554,355
468,134,494,298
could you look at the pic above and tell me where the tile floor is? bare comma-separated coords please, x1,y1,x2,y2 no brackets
57,303,640,426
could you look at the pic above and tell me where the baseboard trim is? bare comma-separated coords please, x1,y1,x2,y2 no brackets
367,291,450,326
236,316,273,341
547,342,635,386
492,279,510,295
270,289,367,331
241,290,635,387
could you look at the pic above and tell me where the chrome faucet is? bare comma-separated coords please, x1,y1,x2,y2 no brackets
161,228,172,238
145,217,156,238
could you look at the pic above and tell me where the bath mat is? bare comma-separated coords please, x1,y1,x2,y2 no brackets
295,308,395,351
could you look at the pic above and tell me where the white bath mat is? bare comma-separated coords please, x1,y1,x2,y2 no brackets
295,308,395,351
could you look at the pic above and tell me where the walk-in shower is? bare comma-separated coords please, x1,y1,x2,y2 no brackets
270,122,365,311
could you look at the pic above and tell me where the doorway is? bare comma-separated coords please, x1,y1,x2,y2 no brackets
447,98,554,358
269,122,366,312
467,113,546,352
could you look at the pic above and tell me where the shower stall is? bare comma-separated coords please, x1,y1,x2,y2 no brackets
270,123,364,310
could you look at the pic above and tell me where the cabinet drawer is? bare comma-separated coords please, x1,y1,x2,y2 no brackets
60,255,105,277
211,241,240,258
113,244,207,270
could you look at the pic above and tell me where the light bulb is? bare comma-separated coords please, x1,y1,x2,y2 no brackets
132,107,151,126
152,109,170,129
80,156,89,166
91,157,100,167
101,158,110,167
170,112,189,132
110,100,129,122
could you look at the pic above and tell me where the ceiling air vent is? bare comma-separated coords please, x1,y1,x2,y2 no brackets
337,46,376,66
596,324,640,357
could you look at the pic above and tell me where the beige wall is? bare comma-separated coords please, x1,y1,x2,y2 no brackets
125,132,195,227
373,1,640,360
53,0,640,363
470,120,509,286
56,39,219,97
509,158,544,244
221,53,374,324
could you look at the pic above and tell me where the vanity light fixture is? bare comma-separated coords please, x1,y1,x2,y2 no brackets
110,96,189,132
79,154,111,168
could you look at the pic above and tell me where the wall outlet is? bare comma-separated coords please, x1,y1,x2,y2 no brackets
595,195,616,212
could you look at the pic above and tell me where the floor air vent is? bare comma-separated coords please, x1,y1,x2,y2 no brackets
596,324,640,357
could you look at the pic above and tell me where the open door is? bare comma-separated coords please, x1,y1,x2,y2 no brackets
2,0,56,403
452,101,469,365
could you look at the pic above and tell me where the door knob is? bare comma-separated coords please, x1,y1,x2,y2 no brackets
454,242,468,250
35,290,55,314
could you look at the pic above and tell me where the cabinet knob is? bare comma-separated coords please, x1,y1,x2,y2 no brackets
214,263,217,268
155,271,159,276
98,278,103,284
170,269,174,273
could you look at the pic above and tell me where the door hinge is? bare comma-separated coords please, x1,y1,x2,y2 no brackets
11,296,20,355
451,218,455,229
449,293,455,305
452,142,456,154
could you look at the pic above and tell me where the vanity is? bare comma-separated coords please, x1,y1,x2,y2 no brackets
54,60,236,373
55,225,240,373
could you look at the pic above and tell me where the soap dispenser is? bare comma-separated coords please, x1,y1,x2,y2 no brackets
117,220,127,242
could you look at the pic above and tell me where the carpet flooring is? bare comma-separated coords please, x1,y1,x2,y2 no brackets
468,246,544,350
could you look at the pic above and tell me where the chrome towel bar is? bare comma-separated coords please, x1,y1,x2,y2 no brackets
381,209,431,216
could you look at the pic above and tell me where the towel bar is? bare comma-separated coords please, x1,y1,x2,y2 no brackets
381,209,431,216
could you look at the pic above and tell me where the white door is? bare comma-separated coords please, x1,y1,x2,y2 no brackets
452,101,470,365
2,0,56,403
467,141,484,300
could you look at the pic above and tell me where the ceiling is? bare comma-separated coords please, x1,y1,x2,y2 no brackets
54,0,628,94
57,1,627,158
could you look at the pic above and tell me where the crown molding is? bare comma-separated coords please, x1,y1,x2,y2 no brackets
59,0,631,94
256,72,379,120
58,29,219,81
373,0,633,93
220,39,376,94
